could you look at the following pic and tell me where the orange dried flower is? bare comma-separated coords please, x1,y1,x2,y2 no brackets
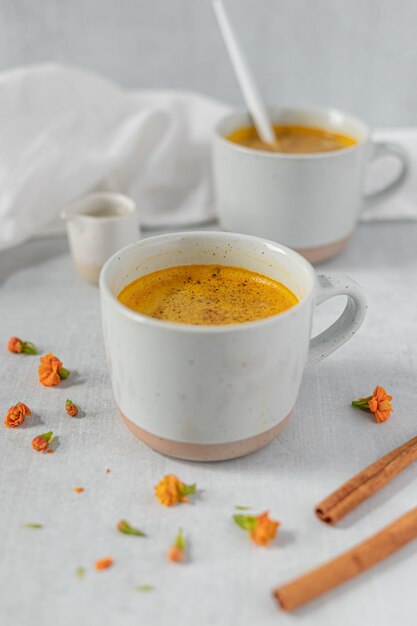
352,386,393,423
4,402,31,428
167,528,185,562
32,431,53,453
233,511,280,546
7,336,37,354
250,512,280,546
73,487,84,493
38,353,70,387
95,557,113,570
154,474,196,507
65,399,78,416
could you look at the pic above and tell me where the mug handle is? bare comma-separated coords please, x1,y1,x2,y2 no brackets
307,274,367,367
363,141,409,206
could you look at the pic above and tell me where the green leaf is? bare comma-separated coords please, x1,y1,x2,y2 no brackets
76,566,85,579
174,528,185,550
23,523,43,529
180,482,196,497
136,584,154,592
233,514,256,531
234,505,251,510
117,520,146,537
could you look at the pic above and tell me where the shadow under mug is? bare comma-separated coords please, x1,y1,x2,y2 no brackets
213,106,408,263
100,231,367,461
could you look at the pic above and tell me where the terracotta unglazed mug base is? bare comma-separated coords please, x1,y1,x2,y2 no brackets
296,235,351,264
119,408,291,461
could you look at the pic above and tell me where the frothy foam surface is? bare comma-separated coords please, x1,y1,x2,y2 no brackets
117,264,298,325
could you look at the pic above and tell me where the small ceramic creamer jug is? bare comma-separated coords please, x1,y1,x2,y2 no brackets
61,192,140,285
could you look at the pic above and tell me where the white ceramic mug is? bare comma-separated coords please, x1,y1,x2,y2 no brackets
213,106,408,263
100,231,367,461
61,191,140,285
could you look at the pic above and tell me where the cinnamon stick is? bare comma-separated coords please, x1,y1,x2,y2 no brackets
274,506,417,612
315,435,417,525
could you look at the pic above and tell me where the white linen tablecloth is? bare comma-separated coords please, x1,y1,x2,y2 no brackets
1,220,417,626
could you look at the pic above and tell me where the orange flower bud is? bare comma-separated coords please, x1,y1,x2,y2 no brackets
167,528,185,562
7,337,37,354
65,399,78,416
167,546,184,562
154,474,196,506
117,520,146,536
8,337,22,353
32,431,53,453
38,353,69,387
4,402,31,428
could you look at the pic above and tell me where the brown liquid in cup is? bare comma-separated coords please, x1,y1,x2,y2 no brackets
226,124,357,153
117,264,298,325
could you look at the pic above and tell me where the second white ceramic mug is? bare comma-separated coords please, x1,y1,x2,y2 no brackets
213,106,408,263
100,231,367,461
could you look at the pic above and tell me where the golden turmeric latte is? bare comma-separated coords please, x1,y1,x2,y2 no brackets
117,264,298,325
226,124,356,154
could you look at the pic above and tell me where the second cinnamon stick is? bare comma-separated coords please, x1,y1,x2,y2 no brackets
274,506,417,612
315,435,417,525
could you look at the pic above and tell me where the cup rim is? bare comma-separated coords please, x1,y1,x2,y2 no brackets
60,191,137,223
99,231,316,334
214,104,370,160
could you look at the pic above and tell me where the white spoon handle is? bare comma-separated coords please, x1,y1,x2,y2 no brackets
212,0,276,145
